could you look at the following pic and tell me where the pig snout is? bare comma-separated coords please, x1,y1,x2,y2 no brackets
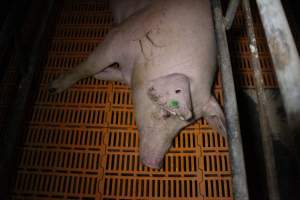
139,134,171,168
137,112,183,169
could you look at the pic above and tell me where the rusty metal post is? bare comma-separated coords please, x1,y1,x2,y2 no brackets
241,0,280,199
225,0,240,30
255,0,300,135
211,0,249,199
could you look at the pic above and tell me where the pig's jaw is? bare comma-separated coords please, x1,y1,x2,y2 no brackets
138,116,184,169
139,138,170,168
140,157,163,169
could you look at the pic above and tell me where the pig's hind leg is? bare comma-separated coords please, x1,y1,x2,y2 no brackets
49,30,122,94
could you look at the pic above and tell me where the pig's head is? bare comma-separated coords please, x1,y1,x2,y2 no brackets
132,73,192,168
135,94,189,168
132,71,226,168
147,73,193,121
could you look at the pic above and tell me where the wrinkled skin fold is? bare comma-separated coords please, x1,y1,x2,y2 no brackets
49,0,226,168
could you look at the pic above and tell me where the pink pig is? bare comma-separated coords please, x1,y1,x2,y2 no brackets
49,0,226,168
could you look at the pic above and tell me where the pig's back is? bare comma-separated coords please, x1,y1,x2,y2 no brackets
137,0,216,89
129,0,216,108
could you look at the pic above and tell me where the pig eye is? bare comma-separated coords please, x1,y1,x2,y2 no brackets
175,89,181,94
149,86,155,91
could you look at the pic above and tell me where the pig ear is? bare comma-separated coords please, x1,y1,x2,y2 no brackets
147,73,193,120
203,96,227,136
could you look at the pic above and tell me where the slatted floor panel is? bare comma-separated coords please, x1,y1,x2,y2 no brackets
0,0,278,199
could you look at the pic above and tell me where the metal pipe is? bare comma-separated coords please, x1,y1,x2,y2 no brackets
211,0,249,199
255,0,300,135
0,1,55,199
0,0,28,47
225,0,241,30
241,0,280,199
0,0,29,81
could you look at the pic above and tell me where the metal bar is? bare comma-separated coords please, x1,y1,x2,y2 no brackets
241,0,280,199
255,0,300,134
0,1,55,199
211,0,249,199
0,0,29,48
225,0,241,30
0,0,29,81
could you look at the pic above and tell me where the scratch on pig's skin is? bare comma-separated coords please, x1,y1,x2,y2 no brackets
139,40,150,60
146,31,164,48
139,39,149,61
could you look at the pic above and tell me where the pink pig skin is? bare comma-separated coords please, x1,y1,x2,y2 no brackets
49,0,226,168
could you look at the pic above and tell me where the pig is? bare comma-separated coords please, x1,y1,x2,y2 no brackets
49,0,226,168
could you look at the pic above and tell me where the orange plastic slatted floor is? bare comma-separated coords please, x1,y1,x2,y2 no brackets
1,0,277,199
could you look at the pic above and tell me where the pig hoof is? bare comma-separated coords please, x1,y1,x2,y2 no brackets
48,80,64,95
48,75,70,95
48,82,61,95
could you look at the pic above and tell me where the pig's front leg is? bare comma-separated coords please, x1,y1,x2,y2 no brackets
48,29,122,94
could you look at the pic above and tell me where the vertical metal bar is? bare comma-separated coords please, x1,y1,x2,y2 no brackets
211,0,249,199
241,0,280,199
255,0,300,133
0,1,55,199
0,0,28,47
0,0,29,81
225,0,241,30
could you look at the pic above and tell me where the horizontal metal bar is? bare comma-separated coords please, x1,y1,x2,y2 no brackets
211,0,249,199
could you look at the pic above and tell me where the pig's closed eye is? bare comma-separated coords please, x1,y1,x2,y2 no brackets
149,87,155,91
175,89,181,94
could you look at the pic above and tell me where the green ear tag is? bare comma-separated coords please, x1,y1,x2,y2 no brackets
169,100,179,109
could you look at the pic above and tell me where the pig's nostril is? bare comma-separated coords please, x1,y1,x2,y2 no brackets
141,158,163,169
